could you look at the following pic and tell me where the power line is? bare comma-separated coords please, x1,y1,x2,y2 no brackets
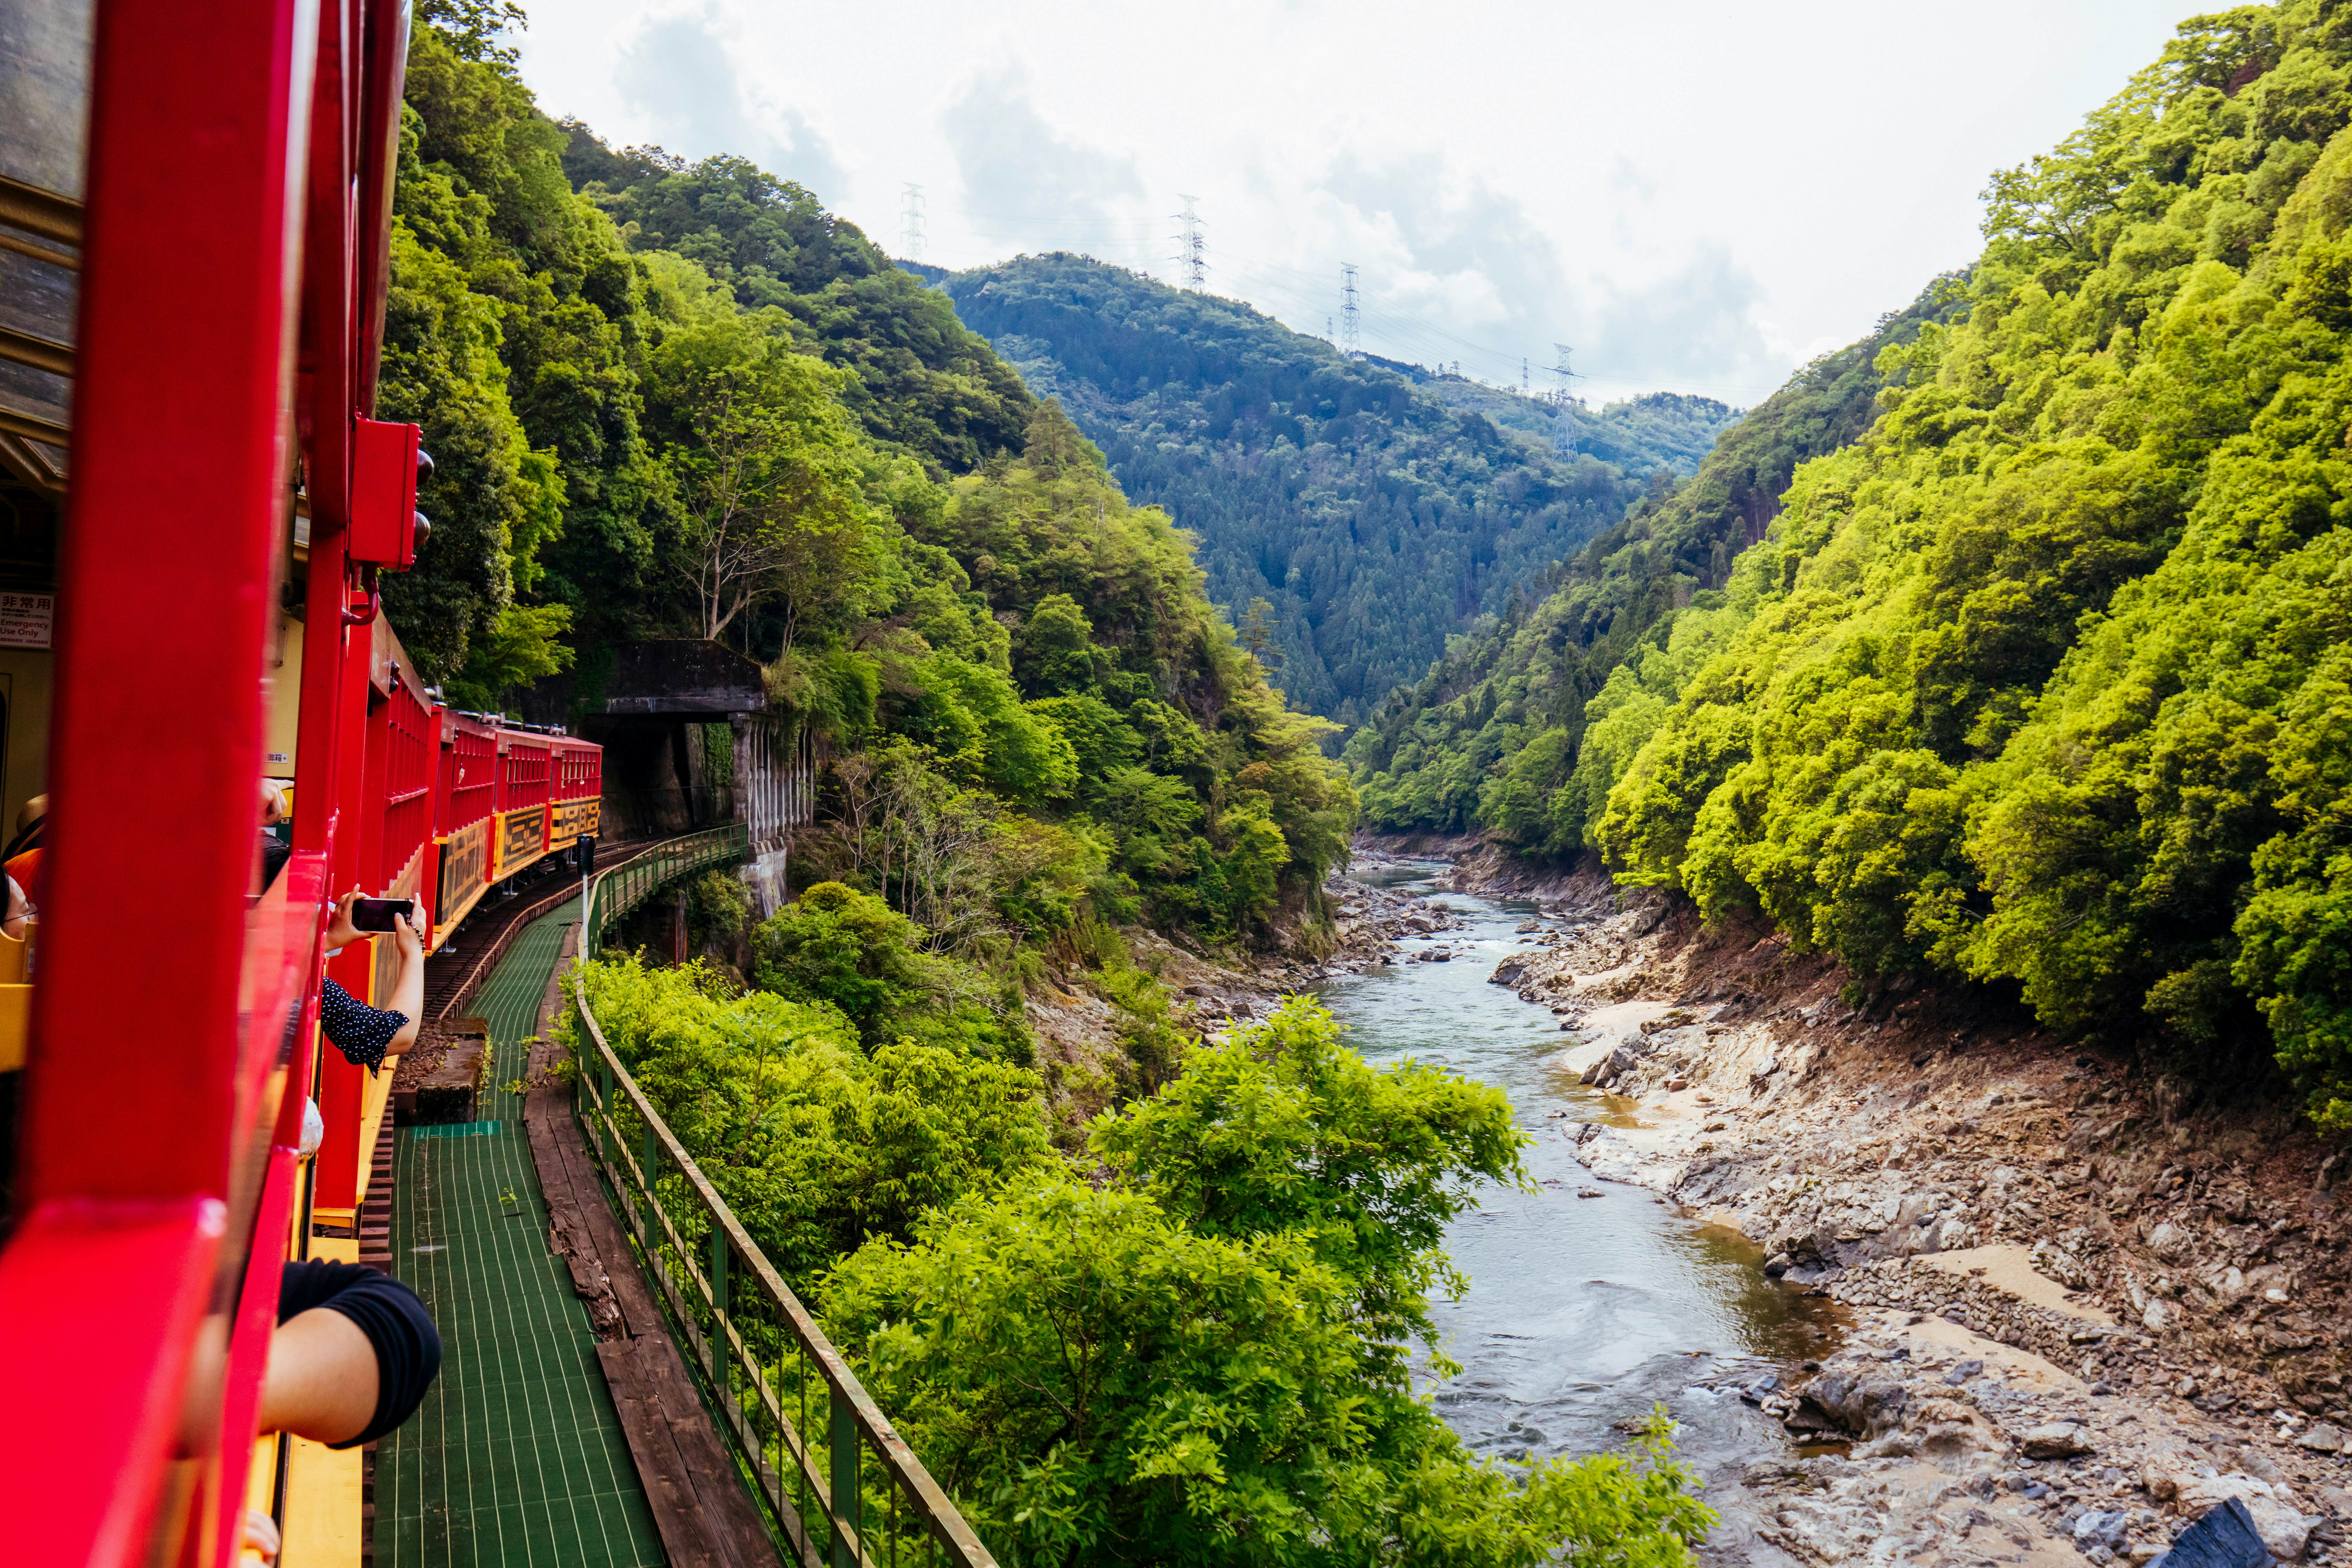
1170,195,1206,290
1340,263,1360,358
1548,344,1584,455
920,226,1781,397
899,183,925,262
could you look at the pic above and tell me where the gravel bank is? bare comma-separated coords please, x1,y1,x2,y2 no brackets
1424,858,2351,1566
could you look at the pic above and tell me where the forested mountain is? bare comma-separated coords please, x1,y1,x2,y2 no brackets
557,130,1034,474
1344,283,1956,844
382,8,1349,953
1359,0,2352,1132
942,255,1738,719
1409,370,1740,474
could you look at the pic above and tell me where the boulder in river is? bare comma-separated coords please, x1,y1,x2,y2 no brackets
1795,1370,1910,1438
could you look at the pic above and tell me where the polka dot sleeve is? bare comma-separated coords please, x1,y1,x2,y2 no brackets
321,976,407,1075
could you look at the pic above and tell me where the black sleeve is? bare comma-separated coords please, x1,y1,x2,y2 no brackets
320,976,408,1075
278,1260,443,1449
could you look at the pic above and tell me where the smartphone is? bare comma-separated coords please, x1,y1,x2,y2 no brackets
351,896,417,933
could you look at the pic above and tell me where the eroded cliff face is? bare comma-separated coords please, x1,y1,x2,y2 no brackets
1401,846,2350,1564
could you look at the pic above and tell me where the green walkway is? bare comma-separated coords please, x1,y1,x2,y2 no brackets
377,900,667,1568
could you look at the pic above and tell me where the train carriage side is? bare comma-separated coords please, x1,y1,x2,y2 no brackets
545,732,602,862
433,710,498,944
311,619,442,1232
0,0,435,1556
0,2,619,1557
366,625,438,1003
491,727,553,882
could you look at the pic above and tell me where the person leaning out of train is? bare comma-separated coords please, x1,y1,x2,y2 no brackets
3,793,45,939
239,1258,442,1564
318,887,424,1072
3,792,43,904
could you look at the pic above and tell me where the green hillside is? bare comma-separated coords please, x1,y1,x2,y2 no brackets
1363,0,2352,1129
943,255,1738,720
381,14,1348,953
1343,284,1955,844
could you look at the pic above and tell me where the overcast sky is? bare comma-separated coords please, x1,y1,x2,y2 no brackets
513,0,2194,407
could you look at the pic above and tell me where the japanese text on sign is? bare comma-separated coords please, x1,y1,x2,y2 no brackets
0,593,53,648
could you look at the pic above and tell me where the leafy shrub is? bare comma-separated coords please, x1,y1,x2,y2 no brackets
825,998,1713,1568
565,954,1050,1289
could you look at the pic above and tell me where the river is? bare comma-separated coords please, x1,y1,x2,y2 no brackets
1320,863,1845,1515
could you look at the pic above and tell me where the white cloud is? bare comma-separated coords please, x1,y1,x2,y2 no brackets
514,0,2200,401
940,66,1145,247
612,7,844,196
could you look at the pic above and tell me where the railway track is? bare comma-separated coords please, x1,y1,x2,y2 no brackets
420,839,655,1024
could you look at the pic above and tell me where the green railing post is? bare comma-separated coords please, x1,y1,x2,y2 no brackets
830,1394,860,1568
711,1226,730,1396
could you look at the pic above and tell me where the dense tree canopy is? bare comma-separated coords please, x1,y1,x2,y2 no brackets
825,999,1714,1568
560,131,1035,473
1359,0,2352,1129
1343,284,1955,848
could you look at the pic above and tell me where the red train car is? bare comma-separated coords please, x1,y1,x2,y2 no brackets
486,722,601,884
0,2,601,1560
433,709,500,941
547,734,603,858
492,725,551,881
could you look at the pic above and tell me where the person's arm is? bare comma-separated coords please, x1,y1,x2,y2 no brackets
4,875,25,941
384,911,423,1056
264,1261,440,1449
258,1308,378,1445
317,898,426,1071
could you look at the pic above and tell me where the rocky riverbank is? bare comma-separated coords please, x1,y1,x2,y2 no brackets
1416,851,2352,1566
1022,850,1463,1070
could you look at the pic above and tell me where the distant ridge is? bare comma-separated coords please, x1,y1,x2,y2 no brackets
944,253,1738,722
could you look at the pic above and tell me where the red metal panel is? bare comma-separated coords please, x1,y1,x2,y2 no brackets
16,0,313,1201
444,714,498,828
315,617,376,1209
0,0,323,1541
556,737,602,801
433,711,498,942
350,417,419,566
0,1201,226,1567
379,680,434,889
504,735,552,810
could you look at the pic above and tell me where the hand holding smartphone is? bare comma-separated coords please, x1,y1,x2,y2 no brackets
350,896,416,934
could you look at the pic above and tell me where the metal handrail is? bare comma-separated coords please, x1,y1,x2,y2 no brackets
581,823,748,953
569,829,998,1568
